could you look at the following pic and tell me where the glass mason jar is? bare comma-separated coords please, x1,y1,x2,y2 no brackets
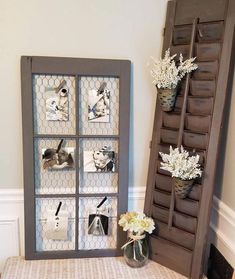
123,234,149,268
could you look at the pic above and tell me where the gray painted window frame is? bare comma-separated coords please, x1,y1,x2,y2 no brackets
21,56,131,260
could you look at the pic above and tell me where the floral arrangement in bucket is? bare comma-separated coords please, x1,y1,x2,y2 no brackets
150,49,198,111
119,212,155,268
159,146,202,198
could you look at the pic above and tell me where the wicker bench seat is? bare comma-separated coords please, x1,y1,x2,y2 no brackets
1,256,190,279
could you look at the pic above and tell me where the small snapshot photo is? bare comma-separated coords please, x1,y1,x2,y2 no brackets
88,197,110,236
88,213,109,236
83,146,115,172
88,88,110,123
42,143,75,170
45,80,69,121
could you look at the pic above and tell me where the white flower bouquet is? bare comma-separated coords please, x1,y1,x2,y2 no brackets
150,48,198,89
119,212,155,267
119,212,155,235
159,146,202,180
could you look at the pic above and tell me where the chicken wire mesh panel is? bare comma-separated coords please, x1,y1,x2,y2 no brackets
79,76,119,135
33,75,76,135
34,138,76,195
79,138,119,194
35,198,76,251
78,197,117,250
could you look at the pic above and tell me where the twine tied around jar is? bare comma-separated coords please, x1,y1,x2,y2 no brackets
121,233,146,262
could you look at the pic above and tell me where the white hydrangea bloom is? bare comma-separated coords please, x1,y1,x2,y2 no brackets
118,212,155,235
150,49,198,89
159,146,202,180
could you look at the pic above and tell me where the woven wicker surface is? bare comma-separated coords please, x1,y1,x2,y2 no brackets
2,256,208,279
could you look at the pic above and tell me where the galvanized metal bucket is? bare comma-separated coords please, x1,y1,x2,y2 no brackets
173,177,194,199
157,87,177,112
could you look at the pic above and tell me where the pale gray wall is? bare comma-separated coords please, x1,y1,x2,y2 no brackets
0,0,168,189
214,71,235,211
1,0,235,213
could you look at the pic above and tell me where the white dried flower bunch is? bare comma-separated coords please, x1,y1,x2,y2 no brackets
159,146,202,180
119,212,155,235
150,49,198,89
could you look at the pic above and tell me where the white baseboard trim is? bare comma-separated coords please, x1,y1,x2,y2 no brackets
0,189,25,273
212,196,235,227
0,217,20,272
210,195,235,267
128,186,146,199
0,189,24,203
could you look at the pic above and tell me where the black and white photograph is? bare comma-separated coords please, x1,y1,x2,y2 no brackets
45,80,69,121
88,197,109,236
42,139,75,170
83,146,115,172
88,85,110,122
88,211,109,236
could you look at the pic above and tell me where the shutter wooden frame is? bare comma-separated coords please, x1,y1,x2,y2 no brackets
144,0,235,278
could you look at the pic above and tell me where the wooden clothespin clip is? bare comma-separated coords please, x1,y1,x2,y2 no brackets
55,202,62,216
56,139,64,154
97,196,107,208
55,80,66,93
97,82,107,94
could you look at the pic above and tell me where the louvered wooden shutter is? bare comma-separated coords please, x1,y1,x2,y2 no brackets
144,0,235,278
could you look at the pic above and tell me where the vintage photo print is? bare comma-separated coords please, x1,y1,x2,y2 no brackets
45,80,69,121
88,197,110,236
88,212,109,236
42,139,75,170
83,146,115,172
88,88,110,123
